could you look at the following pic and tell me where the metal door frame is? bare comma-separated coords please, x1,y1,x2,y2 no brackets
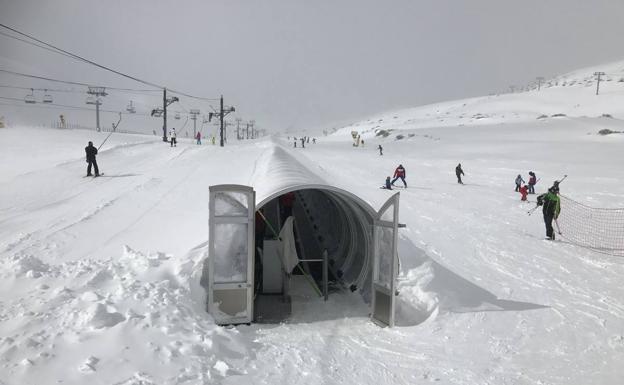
208,184,255,325
371,192,399,327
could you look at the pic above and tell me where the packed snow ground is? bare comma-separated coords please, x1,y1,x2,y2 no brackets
2,62,624,385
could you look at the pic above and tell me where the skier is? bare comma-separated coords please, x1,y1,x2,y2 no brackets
85,141,100,177
519,184,529,201
361,140,364,147
195,131,201,145
381,176,393,190
528,171,537,194
378,144,383,156
294,140,297,148
537,182,561,240
312,138,316,144
391,164,407,188
455,163,464,184
515,174,525,192
301,137,305,148
169,128,177,147
211,136,216,145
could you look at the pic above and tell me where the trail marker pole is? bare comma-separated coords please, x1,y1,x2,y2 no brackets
594,72,605,95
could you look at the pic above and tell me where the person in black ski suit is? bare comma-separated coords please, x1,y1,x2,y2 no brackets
455,163,464,184
85,141,100,177
378,144,383,156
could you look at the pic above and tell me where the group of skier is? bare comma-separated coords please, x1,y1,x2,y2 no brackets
515,171,538,201
291,136,316,148
382,164,407,190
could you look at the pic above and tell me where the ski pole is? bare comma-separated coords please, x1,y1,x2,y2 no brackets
98,113,122,151
527,205,539,216
554,218,562,235
557,175,567,184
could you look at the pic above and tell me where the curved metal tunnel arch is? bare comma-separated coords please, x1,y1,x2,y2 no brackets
257,184,377,298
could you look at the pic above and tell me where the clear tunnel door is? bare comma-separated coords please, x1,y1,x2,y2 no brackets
371,192,400,327
208,185,255,325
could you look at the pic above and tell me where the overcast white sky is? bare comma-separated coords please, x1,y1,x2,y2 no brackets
1,0,624,133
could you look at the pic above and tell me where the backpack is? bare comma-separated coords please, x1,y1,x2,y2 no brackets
536,194,546,206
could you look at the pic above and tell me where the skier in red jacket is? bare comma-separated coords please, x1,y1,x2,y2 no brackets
391,164,407,188
519,184,529,201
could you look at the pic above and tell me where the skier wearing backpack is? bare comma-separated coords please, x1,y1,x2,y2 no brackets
537,182,561,240
391,164,407,188
515,174,525,192
528,171,537,194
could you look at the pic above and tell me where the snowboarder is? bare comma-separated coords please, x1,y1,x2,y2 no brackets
537,182,561,240
381,176,393,190
195,131,201,145
169,128,177,147
391,164,407,188
455,163,464,184
515,174,525,192
528,171,537,194
85,141,100,177
519,184,528,201
378,144,383,156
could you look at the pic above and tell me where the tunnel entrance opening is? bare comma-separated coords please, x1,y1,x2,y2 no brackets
207,184,400,327
253,188,374,323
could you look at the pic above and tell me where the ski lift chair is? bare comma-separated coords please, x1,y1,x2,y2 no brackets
42,90,53,104
86,96,96,105
175,112,181,120
24,89,36,104
126,101,136,113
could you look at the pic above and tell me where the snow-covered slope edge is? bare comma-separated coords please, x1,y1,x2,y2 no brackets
329,59,624,140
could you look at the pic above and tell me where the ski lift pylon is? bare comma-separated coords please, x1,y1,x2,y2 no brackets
24,88,36,104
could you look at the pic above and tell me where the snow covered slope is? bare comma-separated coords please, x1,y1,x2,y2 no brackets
330,59,624,139
1,60,624,384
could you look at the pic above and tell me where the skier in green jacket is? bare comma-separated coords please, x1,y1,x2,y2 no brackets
537,182,561,240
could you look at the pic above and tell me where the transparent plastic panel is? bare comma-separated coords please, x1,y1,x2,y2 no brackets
375,226,393,288
373,290,391,325
213,223,248,283
214,192,248,217
213,289,248,319
380,202,395,222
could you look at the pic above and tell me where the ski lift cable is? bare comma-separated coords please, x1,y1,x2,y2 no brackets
0,68,161,93
0,30,80,62
0,23,220,101
0,84,77,93
0,95,151,116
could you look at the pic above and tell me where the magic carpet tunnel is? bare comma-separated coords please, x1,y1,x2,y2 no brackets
204,146,401,327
